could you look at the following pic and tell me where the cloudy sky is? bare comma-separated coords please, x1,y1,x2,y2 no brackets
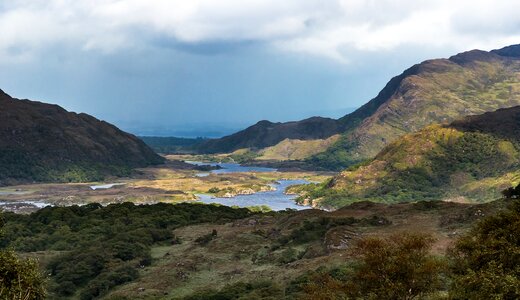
0,0,518,136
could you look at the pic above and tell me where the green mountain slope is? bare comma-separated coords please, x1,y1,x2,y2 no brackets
139,136,207,154
297,106,520,208
196,117,343,154
309,45,520,170
0,90,164,184
190,44,520,171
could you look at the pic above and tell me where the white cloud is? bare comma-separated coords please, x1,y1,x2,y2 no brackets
0,0,519,63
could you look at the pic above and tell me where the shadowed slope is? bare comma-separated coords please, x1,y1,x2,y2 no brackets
0,90,164,184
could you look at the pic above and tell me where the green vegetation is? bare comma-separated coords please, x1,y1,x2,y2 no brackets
0,216,46,300
166,231,450,299
291,233,447,300
180,280,284,300
0,149,133,183
502,184,520,198
2,193,517,299
257,136,340,161
139,136,207,154
169,196,519,300
195,117,342,155
228,149,261,164
309,48,520,171
302,105,520,208
0,249,47,300
306,135,364,171
0,91,163,185
0,203,256,299
449,195,520,299
347,233,446,299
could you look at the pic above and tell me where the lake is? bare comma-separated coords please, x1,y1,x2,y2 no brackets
185,161,277,176
197,179,309,211
90,183,126,190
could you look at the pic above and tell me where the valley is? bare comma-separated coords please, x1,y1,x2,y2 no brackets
2,43,520,300
0,155,332,214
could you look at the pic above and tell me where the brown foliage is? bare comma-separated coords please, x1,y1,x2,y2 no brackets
346,233,446,300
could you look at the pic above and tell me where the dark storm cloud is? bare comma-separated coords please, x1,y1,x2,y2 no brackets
0,1,518,136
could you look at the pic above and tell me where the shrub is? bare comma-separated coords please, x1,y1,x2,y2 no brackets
449,200,520,299
195,230,218,246
346,233,446,299
182,280,283,300
0,250,47,300
277,247,299,265
208,187,220,193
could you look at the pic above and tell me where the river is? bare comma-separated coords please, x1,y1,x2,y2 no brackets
197,179,309,211
0,162,311,213
185,160,277,177
185,161,310,211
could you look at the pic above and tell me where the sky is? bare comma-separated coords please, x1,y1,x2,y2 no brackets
0,1,519,137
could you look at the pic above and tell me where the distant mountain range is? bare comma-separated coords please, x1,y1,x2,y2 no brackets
297,105,520,208
0,90,163,185
193,44,520,171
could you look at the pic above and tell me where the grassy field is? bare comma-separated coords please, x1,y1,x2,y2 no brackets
103,199,507,299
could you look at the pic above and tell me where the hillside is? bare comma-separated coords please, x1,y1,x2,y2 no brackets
139,136,207,154
310,44,520,169
0,90,164,184
297,106,520,208
255,135,340,161
193,44,520,171
2,198,508,299
195,117,343,153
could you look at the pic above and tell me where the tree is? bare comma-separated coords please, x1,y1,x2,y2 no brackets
501,183,520,199
449,200,520,299
0,216,46,300
346,233,446,300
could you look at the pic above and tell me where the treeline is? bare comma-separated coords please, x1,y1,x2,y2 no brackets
139,136,207,154
0,148,134,184
0,203,257,299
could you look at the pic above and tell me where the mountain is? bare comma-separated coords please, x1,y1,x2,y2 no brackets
309,44,520,169
139,136,207,154
196,117,344,153
193,44,520,171
0,90,164,185
297,106,520,208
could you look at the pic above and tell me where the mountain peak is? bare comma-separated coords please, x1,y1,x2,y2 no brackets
0,89,11,99
491,44,520,58
255,120,276,126
448,49,497,65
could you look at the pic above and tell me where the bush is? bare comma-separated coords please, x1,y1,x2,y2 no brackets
0,250,47,300
449,200,520,299
277,247,299,265
79,265,139,300
346,233,446,299
208,187,220,193
182,280,283,300
195,230,218,246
